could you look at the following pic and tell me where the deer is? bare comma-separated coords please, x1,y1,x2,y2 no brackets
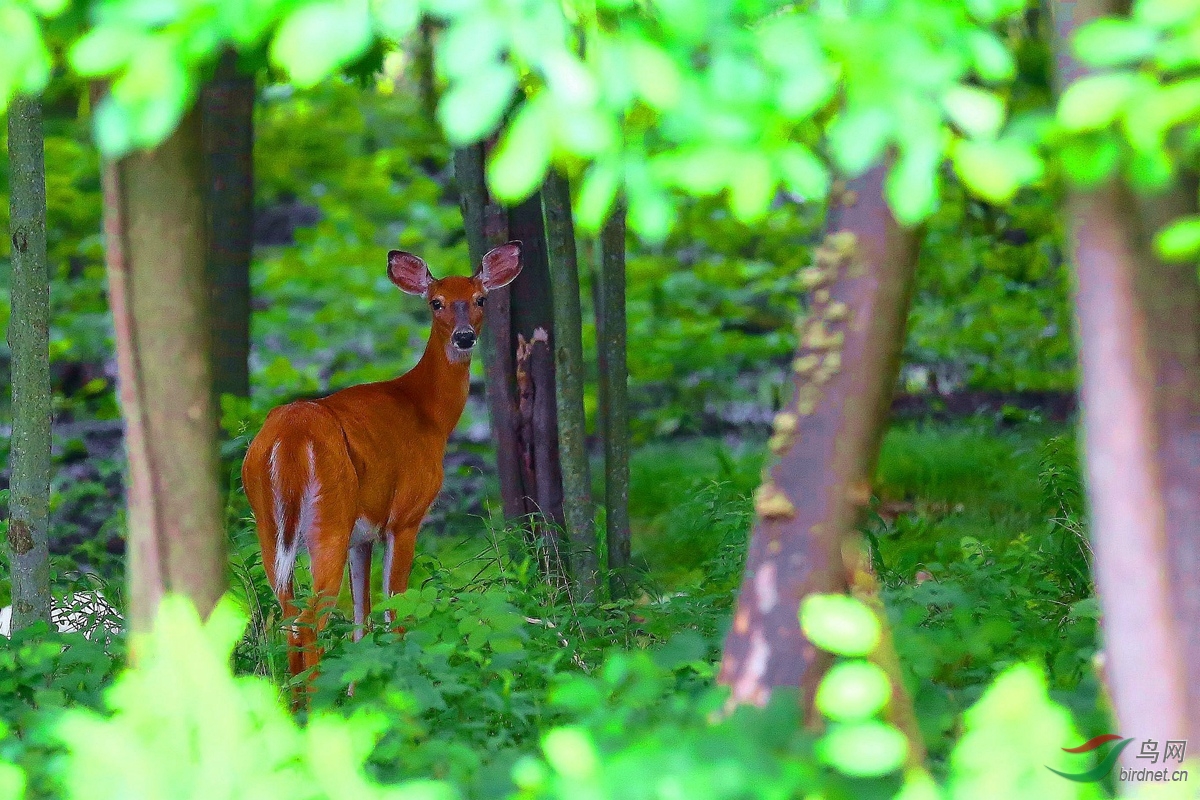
242,241,523,689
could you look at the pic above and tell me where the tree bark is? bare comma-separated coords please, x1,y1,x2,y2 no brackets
101,103,226,634
415,18,438,123
598,201,631,598
6,95,52,630
717,167,921,761
201,50,255,401
454,144,523,519
508,194,567,528
454,146,568,575
541,171,598,597
1051,0,1197,747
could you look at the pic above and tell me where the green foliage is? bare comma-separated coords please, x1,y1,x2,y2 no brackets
54,594,454,800
7,0,1043,240
800,594,883,658
1053,0,1200,232
0,0,67,113
0,621,122,800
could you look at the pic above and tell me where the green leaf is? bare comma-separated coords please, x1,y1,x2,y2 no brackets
777,144,830,199
0,763,24,800
26,0,68,15
895,770,942,800
1126,146,1174,192
105,38,192,153
439,63,518,144
1057,72,1141,131
552,105,615,156
942,85,1005,139
967,30,1015,83
728,152,776,223
1121,78,1200,151
947,665,1085,800
966,0,1024,23
827,106,892,176
627,179,674,243
654,147,729,195
486,94,553,201
625,38,681,110
1058,133,1120,186
0,2,51,102
1154,215,1200,262
511,756,550,790
574,161,620,231
270,0,373,88
1135,0,1200,28
800,594,882,657
951,139,1042,203
815,661,893,721
541,50,600,108
1073,18,1158,67
542,727,598,779
371,0,419,39
436,14,505,80
886,137,941,225
437,65,516,145
819,721,908,778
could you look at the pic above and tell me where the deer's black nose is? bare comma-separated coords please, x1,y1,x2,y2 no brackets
453,330,477,350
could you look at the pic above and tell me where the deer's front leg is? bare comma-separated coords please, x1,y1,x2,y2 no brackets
382,525,419,632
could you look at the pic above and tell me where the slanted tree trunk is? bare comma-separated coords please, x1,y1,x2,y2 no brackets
101,103,226,634
201,51,255,401
5,95,52,630
542,170,598,597
598,201,631,598
717,168,923,762
1050,0,1198,746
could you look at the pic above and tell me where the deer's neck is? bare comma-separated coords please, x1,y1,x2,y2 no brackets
395,329,471,438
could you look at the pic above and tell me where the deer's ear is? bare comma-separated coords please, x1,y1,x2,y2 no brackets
388,250,433,296
478,241,522,290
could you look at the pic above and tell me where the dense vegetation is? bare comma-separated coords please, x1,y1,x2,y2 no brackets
9,0,1200,797
0,61,1113,799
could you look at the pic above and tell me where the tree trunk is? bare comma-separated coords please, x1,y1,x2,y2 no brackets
598,202,631,598
5,95,52,630
453,146,568,576
201,50,255,401
542,170,599,597
454,144,523,519
717,167,922,762
415,18,438,123
1051,0,1198,746
508,193,567,526
101,103,226,634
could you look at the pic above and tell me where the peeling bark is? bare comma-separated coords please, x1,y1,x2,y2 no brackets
101,103,226,634
507,194,566,526
6,94,52,630
717,167,918,747
598,201,631,598
542,170,599,597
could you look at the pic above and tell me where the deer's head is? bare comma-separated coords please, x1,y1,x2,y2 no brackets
387,241,523,363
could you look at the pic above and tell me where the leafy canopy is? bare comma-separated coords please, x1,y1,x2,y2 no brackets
1,0,1190,243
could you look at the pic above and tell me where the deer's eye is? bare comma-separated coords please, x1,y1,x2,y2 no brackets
475,295,487,307
430,298,444,311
